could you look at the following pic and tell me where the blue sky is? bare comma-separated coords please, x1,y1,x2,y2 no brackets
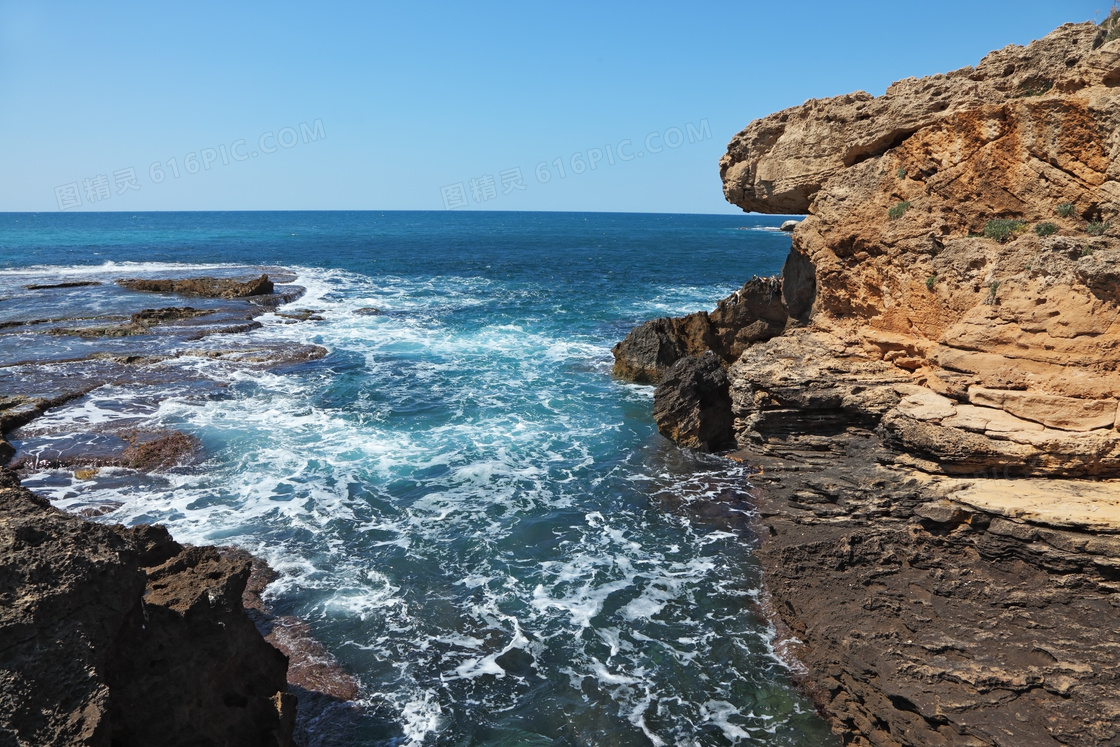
0,1,1107,214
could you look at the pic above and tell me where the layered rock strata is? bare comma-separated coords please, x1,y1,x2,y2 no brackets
615,19,1120,746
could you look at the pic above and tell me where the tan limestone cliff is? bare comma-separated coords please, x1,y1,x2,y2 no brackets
719,21,1120,477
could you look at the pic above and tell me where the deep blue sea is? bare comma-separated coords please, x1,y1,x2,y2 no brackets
0,212,831,746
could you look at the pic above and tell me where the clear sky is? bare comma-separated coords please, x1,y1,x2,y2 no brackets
0,1,1107,214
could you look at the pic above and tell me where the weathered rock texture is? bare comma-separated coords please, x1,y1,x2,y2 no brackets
616,18,1120,747
652,351,735,451
0,471,296,746
742,437,1120,747
718,20,1120,476
116,274,275,299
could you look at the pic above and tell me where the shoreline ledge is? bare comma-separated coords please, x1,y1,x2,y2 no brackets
0,467,296,746
1,269,357,745
615,19,1120,746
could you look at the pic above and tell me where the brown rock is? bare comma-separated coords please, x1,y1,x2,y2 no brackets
696,19,1120,747
120,431,201,471
717,21,1120,477
23,281,102,290
968,386,1118,431
0,475,295,746
116,274,275,299
612,276,790,385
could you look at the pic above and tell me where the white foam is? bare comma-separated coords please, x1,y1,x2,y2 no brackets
19,262,820,742
398,691,443,745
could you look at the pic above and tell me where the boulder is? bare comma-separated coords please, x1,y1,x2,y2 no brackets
0,473,295,746
779,220,800,232
611,318,687,384
652,352,735,452
611,275,790,385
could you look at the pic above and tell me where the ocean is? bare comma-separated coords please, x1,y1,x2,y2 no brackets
0,211,832,746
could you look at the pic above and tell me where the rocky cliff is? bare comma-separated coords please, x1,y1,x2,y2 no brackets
614,19,1120,747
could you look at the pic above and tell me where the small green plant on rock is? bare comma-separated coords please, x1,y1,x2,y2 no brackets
1034,222,1058,237
1087,221,1112,236
889,201,911,220
983,218,1026,243
1082,245,1095,257
925,274,938,290
896,167,907,179
986,281,1001,305
1057,202,1075,218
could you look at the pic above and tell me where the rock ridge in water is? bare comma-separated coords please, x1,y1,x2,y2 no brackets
116,274,275,299
615,17,1120,746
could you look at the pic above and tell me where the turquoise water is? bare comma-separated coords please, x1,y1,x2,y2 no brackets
0,212,831,745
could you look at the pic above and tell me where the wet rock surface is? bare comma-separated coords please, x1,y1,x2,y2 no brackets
0,266,353,744
116,273,274,299
0,266,317,473
0,469,295,746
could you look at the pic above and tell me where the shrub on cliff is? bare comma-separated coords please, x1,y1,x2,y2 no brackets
984,218,1026,243
888,201,911,220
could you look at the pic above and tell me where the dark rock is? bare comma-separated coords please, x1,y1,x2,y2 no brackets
0,438,13,464
652,352,735,452
779,220,800,232
611,318,687,384
708,275,788,360
116,274,274,299
780,248,816,319
131,306,214,325
47,307,215,339
0,465,19,488
109,546,294,747
0,389,96,434
612,276,790,384
0,481,295,746
276,309,323,322
737,431,1120,747
179,344,329,367
23,281,102,290
354,307,382,316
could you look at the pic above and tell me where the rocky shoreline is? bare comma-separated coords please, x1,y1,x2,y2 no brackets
0,270,356,746
615,20,1120,746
